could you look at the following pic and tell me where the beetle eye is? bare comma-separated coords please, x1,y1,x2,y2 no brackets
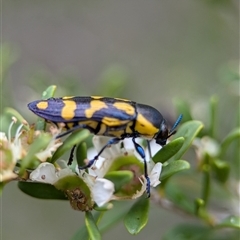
155,123,168,146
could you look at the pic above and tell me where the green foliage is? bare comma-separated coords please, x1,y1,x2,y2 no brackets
1,80,239,240
124,197,150,234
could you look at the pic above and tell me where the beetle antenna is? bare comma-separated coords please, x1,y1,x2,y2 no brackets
168,114,183,136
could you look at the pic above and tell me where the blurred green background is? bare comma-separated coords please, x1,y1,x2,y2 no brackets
1,0,239,239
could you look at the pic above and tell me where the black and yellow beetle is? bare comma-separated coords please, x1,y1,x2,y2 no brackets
28,96,182,197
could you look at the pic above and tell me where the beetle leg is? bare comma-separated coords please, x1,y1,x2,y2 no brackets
147,140,152,159
132,138,151,198
67,144,77,165
78,137,122,170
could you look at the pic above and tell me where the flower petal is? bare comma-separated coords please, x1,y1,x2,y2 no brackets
92,178,115,207
30,162,58,184
56,168,75,179
149,162,162,187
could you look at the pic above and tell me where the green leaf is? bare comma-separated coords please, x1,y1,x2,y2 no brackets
76,141,88,166
19,133,52,175
105,170,133,192
98,201,132,231
124,197,149,234
18,182,67,199
169,120,204,161
153,137,184,163
93,203,113,212
51,129,89,163
216,216,240,229
162,224,212,240
73,201,132,239
212,159,230,183
194,198,212,223
173,98,193,122
71,225,89,240
41,85,57,100
220,127,240,157
85,211,102,240
35,85,57,130
209,95,218,138
160,160,190,180
165,182,194,214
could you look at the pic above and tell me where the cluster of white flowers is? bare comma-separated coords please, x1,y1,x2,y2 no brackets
1,118,163,208
30,136,163,207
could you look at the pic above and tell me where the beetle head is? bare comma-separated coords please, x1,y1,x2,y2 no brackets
155,114,183,146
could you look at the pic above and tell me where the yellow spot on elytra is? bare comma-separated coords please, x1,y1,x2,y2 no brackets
62,96,74,99
97,123,107,135
66,122,74,129
85,100,108,118
91,96,102,100
78,120,98,130
113,102,135,116
36,101,48,110
61,101,77,120
135,113,158,137
102,117,123,126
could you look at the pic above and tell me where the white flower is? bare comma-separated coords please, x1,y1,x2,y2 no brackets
91,178,115,207
29,162,74,184
76,169,115,207
87,136,133,178
149,162,162,187
35,139,62,162
88,135,162,199
30,161,115,207
193,136,220,160
0,118,24,182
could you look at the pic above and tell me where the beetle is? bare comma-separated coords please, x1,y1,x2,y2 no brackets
28,96,182,197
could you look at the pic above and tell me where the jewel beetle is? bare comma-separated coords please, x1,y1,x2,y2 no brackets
28,96,182,197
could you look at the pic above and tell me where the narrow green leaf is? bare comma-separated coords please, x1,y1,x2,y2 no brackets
105,170,133,192
71,212,102,240
18,182,67,200
169,120,203,161
160,160,190,180
19,133,52,175
162,224,212,240
41,85,57,100
209,95,218,138
220,127,240,157
51,129,89,163
124,197,149,234
98,201,132,231
71,225,89,240
85,211,102,240
76,141,88,166
212,159,230,183
165,182,194,214
153,137,184,163
93,203,113,211
73,201,132,239
216,216,240,229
